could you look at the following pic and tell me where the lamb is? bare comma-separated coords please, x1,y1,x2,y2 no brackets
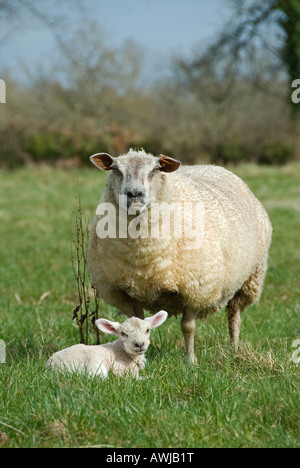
88,149,272,363
46,310,168,377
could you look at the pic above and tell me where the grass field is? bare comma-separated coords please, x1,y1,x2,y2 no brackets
0,164,299,448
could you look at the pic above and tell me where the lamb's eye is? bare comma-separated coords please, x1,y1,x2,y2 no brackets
146,329,150,334
121,331,128,338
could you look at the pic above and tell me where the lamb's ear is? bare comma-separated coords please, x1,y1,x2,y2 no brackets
95,319,120,336
145,311,168,329
158,155,181,173
90,153,115,171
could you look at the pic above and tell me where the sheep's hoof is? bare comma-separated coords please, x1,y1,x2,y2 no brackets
231,339,239,354
187,354,197,365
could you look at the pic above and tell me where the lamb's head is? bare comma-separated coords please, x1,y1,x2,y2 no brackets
95,310,168,357
90,149,180,212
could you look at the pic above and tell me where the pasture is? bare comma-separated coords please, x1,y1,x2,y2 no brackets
0,164,299,448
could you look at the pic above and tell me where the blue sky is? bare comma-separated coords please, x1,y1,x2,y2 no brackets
1,0,231,82
90,0,230,54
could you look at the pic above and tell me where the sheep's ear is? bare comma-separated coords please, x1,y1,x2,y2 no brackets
90,153,115,171
145,310,168,329
95,319,120,335
158,155,181,173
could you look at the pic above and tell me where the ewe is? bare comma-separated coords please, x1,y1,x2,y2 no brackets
47,311,168,377
88,149,272,363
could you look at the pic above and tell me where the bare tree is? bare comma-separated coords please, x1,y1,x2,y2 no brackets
173,0,300,109
0,0,81,51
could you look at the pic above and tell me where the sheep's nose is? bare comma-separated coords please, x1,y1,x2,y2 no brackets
126,190,144,200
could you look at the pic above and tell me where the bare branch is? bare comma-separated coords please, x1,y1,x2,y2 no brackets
71,183,99,345
174,0,282,99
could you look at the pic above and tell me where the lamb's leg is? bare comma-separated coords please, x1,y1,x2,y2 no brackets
181,311,196,363
92,362,109,378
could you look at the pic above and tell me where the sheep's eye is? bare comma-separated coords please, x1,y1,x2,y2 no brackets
149,167,160,179
121,331,128,338
146,329,150,334
111,166,121,175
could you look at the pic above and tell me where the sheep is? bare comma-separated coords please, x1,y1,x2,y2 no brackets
88,149,272,363
46,310,168,377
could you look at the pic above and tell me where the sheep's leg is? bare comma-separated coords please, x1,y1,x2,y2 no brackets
118,294,144,319
116,295,144,319
97,285,144,319
181,311,196,363
227,258,268,351
227,302,241,352
132,300,144,319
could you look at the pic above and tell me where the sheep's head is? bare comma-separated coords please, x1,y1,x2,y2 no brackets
95,310,168,357
90,149,180,212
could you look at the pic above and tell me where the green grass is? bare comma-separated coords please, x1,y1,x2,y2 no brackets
0,164,299,448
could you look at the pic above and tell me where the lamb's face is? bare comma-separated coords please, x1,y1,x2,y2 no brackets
119,317,151,356
95,311,168,359
90,150,181,213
